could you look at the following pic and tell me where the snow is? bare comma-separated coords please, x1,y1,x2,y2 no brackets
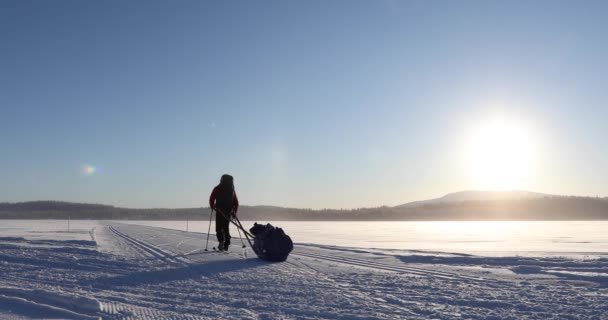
0,220,606,319
120,220,608,257
0,290,100,320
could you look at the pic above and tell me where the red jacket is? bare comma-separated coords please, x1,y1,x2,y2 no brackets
209,186,239,214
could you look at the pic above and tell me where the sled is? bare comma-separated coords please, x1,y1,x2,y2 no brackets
214,208,293,262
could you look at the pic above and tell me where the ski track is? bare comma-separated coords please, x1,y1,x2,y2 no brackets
0,222,606,319
291,250,487,282
108,225,189,265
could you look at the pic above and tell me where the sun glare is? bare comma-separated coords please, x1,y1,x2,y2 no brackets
464,118,536,191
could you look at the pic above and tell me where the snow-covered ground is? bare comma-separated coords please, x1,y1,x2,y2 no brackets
0,220,606,319
120,220,608,257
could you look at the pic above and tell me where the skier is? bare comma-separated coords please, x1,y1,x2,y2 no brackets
209,174,239,251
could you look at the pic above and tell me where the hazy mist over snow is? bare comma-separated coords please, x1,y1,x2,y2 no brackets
2,190,607,221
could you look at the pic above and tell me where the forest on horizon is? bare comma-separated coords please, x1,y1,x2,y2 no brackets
1,196,607,221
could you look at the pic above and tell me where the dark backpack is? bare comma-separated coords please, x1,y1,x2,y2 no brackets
215,175,235,210
249,223,293,262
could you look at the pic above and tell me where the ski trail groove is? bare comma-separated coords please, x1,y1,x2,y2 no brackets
109,225,165,261
292,250,486,282
108,226,187,265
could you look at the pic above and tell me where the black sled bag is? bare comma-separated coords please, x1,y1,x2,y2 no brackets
249,223,293,262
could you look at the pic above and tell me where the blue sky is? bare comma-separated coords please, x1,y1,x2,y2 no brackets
1,1,607,208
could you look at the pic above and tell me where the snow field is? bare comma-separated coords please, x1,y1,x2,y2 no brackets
0,221,606,319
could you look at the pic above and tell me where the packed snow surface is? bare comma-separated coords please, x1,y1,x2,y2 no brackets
0,220,606,319
124,220,608,257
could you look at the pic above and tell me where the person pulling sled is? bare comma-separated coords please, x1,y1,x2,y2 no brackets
208,174,293,261
209,174,239,251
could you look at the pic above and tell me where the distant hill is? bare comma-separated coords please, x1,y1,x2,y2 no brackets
1,191,607,220
397,190,548,208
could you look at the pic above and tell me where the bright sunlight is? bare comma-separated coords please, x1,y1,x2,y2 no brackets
464,118,537,191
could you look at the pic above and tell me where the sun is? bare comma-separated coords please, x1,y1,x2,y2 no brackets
464,118,536,191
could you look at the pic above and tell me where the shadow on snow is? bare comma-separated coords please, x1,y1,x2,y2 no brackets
90,258,265,288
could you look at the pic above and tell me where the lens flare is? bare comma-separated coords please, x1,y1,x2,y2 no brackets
82,164,97,176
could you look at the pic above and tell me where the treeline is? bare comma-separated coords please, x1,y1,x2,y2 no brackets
394,196,608,221
0,201,201,220
0,197,607,221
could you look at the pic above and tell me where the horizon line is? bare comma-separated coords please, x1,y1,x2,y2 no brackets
2,190,607,210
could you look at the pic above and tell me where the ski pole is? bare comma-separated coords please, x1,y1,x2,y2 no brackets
235,223,247,257
204,208,214,251
234,218,246,248
217,208,255,248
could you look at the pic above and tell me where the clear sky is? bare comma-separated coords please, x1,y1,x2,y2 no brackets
1,1,607,209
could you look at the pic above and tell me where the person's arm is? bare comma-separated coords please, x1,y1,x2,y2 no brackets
209,187,218,209
233,192,239,215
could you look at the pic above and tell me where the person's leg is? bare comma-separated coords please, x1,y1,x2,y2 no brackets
223,219,231,250
215,214,226,249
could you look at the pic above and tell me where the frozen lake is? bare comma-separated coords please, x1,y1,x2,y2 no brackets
119,220,608,257
2,220,607,319
2,220,607,257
